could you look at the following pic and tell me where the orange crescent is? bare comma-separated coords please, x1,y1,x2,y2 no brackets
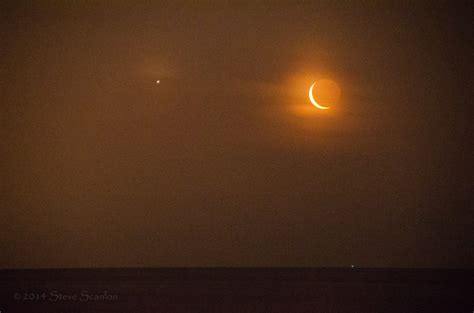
309,82,330,110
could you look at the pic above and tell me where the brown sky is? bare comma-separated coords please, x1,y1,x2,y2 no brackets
1,1,472,268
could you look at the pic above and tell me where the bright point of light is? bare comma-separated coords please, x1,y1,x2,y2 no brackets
156,80,160,84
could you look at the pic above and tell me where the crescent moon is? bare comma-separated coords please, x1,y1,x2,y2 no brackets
309,82,330,110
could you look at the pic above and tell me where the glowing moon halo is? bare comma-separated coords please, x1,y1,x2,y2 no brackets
309,82,330,110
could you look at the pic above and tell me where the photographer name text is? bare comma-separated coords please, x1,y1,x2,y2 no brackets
14,290,119,302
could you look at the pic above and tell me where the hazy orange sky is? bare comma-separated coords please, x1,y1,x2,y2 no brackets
1,1,472,267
